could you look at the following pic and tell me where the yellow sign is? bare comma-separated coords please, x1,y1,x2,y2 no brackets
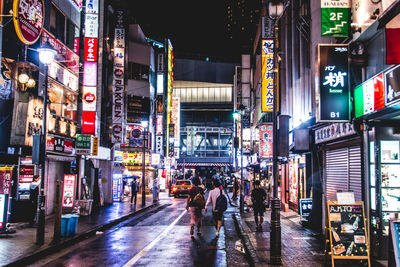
166,40,174,156
92,136,98,156
261,39,274,112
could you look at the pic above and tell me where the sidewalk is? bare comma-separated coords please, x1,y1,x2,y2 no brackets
228,193,326,267
0,193,165,267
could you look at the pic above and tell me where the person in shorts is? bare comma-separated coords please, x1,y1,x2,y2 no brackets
251,180,267,231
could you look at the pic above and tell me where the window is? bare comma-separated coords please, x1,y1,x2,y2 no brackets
127,62,149,81
50,4,78,51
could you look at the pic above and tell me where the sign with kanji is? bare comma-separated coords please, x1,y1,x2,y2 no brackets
62,174,76,208
13,0,44,44
261,39,275,112
76,134,91,155
318,44,350,122
92,136,98,156
0,167,13,195
84,37,98,62
321,0,350,37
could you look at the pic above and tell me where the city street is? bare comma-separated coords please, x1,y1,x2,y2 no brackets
26,192,248,267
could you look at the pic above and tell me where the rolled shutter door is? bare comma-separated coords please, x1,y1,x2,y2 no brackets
325,148,349,201
349,146,362,201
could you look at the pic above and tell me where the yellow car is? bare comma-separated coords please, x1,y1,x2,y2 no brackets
171,180,192,197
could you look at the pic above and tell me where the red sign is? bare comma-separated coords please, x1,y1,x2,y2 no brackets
82,111,96,134
373,73,384,111
64,140,74,154
62,175,76,208
84,37,98,62
259,123,273,158
13,0,44,44
0,167,13,195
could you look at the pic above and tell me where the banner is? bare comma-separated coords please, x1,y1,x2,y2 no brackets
259,123,273,158
111,11,125,143
321,0,350,37
62,174,76,208
261,40,274,112
0,167,12,194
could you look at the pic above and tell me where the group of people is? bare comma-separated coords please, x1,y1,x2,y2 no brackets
186,178,227,238
129,176,160,205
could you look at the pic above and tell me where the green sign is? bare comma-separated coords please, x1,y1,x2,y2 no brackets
321,0,350,37
76,134,91,155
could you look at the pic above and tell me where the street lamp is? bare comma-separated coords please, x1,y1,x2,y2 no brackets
141,120,149,207
233,111,239,202
267,0,285,265
36,40,56,245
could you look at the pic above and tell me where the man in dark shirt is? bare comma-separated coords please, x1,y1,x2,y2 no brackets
130,178,138,205
186,177,205,237
251,180,267,231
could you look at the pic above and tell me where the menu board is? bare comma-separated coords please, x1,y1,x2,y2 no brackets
389,220,400,267
299,198,312,218
327,201,370,266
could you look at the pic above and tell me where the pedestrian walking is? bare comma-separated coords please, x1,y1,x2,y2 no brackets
152,176,160,203
251,180,267,231
205,179,227,238
186,177,205,237
130,178,138,205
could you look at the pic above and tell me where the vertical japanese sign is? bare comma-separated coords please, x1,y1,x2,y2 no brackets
318,44,350,122
259,123,273,158
166,40,174,156
0,166,12,231
261,40,274,112
321,0,350,37
62,174,76,208
171,97,180,151
112,11,125,143
82,0,99,136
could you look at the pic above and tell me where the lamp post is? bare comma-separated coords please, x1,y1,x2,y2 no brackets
238,106,245,213
267,0,285,264
141,120,149,207
36,41,57,245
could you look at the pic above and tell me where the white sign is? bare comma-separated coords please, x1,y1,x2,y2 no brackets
86,0,99,14
111,11,125,144
85,13,98,38
82,86,97,111
315,123,355,144
152,153,161,165
156,135,163,154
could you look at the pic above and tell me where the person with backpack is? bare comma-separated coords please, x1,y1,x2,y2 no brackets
205,179,227,238
251,180,267,231
186,177,205,237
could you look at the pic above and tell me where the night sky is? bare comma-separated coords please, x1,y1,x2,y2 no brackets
129,1,241,61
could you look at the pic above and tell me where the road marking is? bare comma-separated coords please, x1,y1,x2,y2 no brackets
123,209,187,267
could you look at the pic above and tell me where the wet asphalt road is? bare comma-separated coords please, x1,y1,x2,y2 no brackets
28,193,246,267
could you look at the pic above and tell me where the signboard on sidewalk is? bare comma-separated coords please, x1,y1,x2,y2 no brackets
327,201,370,266
62,174,76,208
299,198,312,219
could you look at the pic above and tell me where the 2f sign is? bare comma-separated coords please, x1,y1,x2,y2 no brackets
330,12,343,21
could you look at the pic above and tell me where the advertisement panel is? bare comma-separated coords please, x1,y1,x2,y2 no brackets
123,124,144,148
321,0,350,37
111,10,125,144
112,173,122,202
156,115,163,135
261,39,274,113
318,44,350,122
62,174,76,208
75,134,91,155
84,13,98,38
259,123,273,158
385,65,400,106
24,98,44,146
81,111,95,135
0,167,13,195
13,0,44,44
84,38,98,62
166,40,174,156
82,86,97,111
155,135,163,154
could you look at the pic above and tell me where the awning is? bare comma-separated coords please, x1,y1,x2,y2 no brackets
176,162,231,167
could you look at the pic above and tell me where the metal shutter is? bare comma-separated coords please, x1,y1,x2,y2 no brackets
349,146,362,201
324,145,363,202
325,148,349,201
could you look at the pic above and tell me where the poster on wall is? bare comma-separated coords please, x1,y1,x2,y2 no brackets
321,0,350,37
318,44,350,122
259,123,273,158
62,174,76,208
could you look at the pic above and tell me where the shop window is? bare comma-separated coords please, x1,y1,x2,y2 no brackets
50,5,65,43
48,83,64,116
48,80,78,122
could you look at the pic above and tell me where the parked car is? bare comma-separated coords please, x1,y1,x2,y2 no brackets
171,180,192,197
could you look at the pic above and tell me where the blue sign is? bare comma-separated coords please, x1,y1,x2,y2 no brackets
299,198,312,218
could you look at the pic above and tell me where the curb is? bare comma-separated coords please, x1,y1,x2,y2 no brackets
4,203,158,267
232,212,259,267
